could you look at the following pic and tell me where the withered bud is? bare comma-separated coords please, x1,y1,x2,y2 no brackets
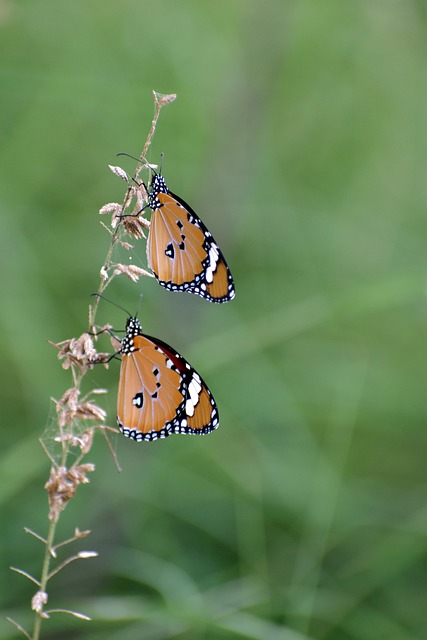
121,214,147,239
68,463,95,485
132,181,149,208
153,91,177,106
72,333,96,361
54,428,94,454
110,333,121,351
55,388,107,428
56,387,80,417
51,332,106,373
99,202,122,215
75,402,107,422
77,551,98,559
113,263,154,282
91,323,113,339
86,351,112,366
32,590,48,615
108,165,129,182
45,464,95,522
119,240,134,251
135,189,146,213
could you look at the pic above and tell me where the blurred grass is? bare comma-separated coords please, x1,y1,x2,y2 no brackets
1,0,427,638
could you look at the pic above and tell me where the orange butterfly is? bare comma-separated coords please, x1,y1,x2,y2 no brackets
117,316,219,441
146,173,235,303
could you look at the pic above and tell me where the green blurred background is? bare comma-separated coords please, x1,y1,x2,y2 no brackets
1,0,427,638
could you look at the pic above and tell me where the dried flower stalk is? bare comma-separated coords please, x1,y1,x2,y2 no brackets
9,90,176,640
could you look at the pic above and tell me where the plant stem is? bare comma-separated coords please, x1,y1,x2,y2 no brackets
89,91,171,331
30,90,175,640
33,434,73,640
31,506,59,640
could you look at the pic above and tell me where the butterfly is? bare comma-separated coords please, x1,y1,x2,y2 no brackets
117,316,219,441
146,172,235,303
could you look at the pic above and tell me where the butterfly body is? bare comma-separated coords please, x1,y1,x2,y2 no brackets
147,174,235,303
117,317,219,442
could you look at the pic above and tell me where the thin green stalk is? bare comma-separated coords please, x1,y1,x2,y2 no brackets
31,517,59,640
27,90,176,640
32,436,72,640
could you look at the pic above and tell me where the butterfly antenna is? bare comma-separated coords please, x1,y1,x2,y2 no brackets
135,292,144,318
91,293,132,317
116,152,158,174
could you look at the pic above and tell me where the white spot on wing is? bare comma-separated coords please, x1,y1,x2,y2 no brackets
185,399,195,416
205,245,219,283
189,374,202,403
185,374,202,417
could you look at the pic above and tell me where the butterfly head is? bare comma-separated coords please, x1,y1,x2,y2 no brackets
121,316,143,355
151,173,167,194
148,173,168,210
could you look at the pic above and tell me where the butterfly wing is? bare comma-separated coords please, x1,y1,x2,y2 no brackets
117,323,219,441
147,188,235,303
154,337,219,436
117,334,187,441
